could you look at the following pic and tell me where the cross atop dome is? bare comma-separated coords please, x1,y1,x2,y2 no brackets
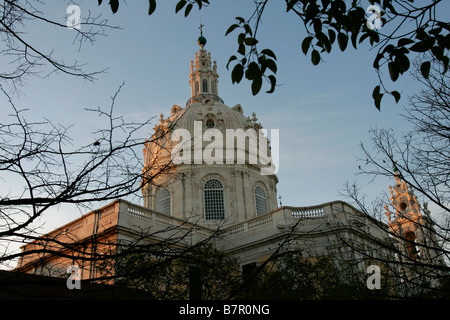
199,20,204,36
198,20,207,47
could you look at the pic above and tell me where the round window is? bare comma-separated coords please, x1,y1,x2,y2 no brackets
205,119,215,128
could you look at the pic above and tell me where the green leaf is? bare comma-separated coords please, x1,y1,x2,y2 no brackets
109,0,119,13
235,16,245,24
369,31,380,45
195,0,203,10
372,84,380,98
244,37,258,46
388,62,399,82
237,33,246,45
301,36,313,55
231,64,244,84
382,44,394,55
397,54,410,73
251,77,263,95
359,32,370,44
311,49,321,65
237,44,246,55
317,32,332,53
244,24,253,36
245,62,261,80
420,61,431,79
409,40,433,53
372,85,383,110
338,33,348,51
261,49,277,60
328,29,336,44
397,38,415,47
266,59,277,74
226,55,237,69
429,26,442,35
313,20,322,35
443,56,449,73
175,0,186,13
350,31,358,49
373,53,383,69
305,2,320,21
391,91,401,103
149,0,157,15
266,75,277,94
185,3,193,17
225,24,239,36
431,46,444,60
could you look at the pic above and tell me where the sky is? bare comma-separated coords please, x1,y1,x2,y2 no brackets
1,1,444,251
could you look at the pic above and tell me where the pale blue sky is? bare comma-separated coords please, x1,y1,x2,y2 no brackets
2,1,437,235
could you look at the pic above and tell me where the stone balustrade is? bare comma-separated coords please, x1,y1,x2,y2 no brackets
17,199,363,271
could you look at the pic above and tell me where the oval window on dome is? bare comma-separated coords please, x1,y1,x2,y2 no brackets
205,119,215,128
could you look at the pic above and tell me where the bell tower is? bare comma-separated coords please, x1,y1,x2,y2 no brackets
384,171,442,264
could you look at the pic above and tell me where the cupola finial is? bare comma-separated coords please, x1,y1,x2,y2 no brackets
198,18,207,47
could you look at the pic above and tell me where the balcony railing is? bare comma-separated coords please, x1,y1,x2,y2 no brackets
17,199,364,271
220,201,361,239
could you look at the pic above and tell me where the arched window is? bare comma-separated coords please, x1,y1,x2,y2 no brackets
156,188,170,215
405,231,419,260
400,201,407,211
255,186,267,216
202,79,208,93
204,179,225,220
195,81,199,95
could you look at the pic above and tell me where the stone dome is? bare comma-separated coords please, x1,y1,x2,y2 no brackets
141,39,279,226
170,99,257,134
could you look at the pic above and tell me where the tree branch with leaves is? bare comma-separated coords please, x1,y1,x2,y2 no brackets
101,0,449,110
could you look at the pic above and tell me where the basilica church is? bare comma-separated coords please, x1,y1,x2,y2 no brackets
14,34,444,298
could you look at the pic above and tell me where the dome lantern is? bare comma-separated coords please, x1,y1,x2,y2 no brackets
188,24,221,107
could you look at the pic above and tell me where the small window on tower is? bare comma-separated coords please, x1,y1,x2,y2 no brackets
405,231,419,260
400,202,407,211
203,79,208,93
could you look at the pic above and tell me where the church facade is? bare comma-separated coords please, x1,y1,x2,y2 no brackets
15,35,443,298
